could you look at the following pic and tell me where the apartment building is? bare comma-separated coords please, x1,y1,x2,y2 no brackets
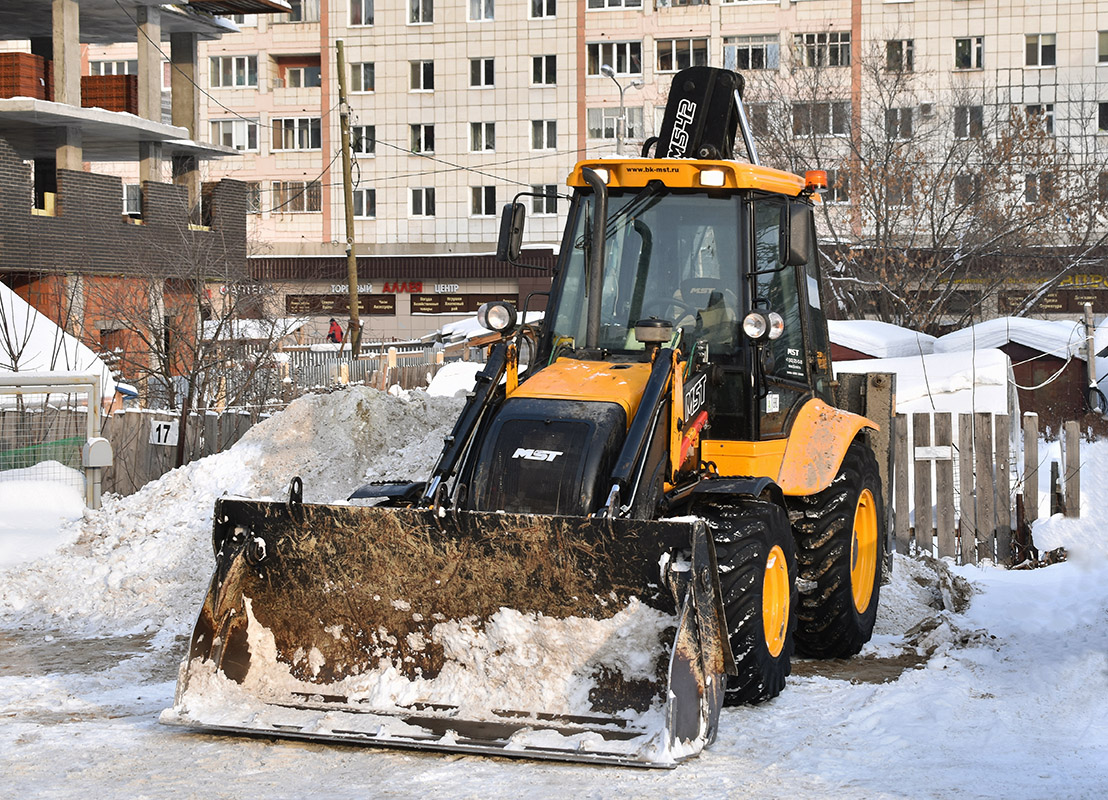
88,0,1108,336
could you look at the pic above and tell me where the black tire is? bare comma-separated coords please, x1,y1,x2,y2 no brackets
697,498,797,705
788,440,885,659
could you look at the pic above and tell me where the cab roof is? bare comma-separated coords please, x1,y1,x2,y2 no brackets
566,158,806,195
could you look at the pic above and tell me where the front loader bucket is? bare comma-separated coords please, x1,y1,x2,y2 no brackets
164,498,730,767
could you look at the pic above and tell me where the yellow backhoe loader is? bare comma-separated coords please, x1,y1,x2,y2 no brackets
165,66,889,768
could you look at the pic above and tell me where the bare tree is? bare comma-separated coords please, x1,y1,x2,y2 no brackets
82,203,292,466
743,39,1108,334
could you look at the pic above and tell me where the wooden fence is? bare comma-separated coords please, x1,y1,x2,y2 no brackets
837,374,1080,567
892,411,1080,566
99,408,263,496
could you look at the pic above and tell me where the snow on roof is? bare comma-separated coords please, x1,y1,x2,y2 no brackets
934,317,1085,361
828,319,936,358
835,348,1016,416
0,281,117,400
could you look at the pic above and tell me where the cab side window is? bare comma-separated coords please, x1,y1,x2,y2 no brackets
752,198,809,436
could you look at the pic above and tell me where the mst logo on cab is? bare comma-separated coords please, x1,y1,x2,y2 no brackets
512,448,563,462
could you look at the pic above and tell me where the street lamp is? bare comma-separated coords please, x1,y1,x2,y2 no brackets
600,63,643,156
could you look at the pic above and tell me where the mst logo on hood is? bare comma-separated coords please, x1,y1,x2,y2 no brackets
512,448,563,462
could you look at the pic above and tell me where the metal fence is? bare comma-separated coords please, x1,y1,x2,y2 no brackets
0,373,107,508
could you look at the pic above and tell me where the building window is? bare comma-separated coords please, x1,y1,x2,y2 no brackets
211,119,258,151
745,103,769,137
1099,172,1108,203
470,0,494,21
123,184,142,216
954,174,981,206
955,36,983,70
954,105,984,139
723,35,779,71
656,38,708,73
824,169,849,204
409,0,432,23
1026,34,1056,67
411,187,436,217
888,177,913,207
1023,172,1055,204
531,184,558,214
587,0,641,7
1100,102,1108,132
350,0,373,25
587,42,642,76
286,0,320,22
792,102,850,136
531,120,557,150
533,55,557,85
885,107,913,140
410,124,435,153
352,124,375,154
90,60,137,75
271,117,321,150
587,106,644,139
471,122,495,152
470,58,494,87
410,60,434,90
351,62,375,92
1026,103,1055,135
228,14,257,25
472,186,496,216
353,187,376,218
531,0,555,18
283,63,321,88
209,55,257,88
272,180,321,212
886,39,914,72
245,182,261,214
794,32,851,68
1100,31,1108,64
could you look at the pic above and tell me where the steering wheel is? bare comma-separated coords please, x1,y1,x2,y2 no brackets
641,298,698,322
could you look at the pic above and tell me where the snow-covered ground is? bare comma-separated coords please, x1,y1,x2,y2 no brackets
1,386,1106,799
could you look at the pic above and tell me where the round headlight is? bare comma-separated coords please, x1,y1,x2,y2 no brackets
742,311,769,341
477,301,517,333
767,312,785,340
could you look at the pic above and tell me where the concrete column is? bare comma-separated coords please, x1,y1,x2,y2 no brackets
170,32,200,215
52,0,80,105
137,6,164,184
54,125,83,172
169,32,198,135
137,6,163,121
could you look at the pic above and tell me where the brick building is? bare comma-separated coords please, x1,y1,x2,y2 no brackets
0,1,284,396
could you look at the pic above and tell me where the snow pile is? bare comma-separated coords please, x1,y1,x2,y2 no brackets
828,319,936,359
0,386,464,635
836,347,1016,416
0,462,85,567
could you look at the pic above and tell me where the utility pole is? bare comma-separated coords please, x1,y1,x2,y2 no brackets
336,39,362,360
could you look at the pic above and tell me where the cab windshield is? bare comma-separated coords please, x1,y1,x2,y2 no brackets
548,188,743,356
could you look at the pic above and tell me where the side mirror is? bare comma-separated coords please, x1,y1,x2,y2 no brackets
496,202,526,263
780,201,812,267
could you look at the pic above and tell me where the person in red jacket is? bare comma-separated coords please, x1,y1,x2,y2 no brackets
326,318,344,343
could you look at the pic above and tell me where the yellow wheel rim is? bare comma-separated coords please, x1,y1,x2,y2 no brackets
762,545,790,658
851,488,878,613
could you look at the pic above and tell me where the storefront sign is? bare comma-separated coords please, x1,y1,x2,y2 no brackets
383,281,423,293
998,290,1108,314
410,293,517,314
329,284,373,294
285,294,397,315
